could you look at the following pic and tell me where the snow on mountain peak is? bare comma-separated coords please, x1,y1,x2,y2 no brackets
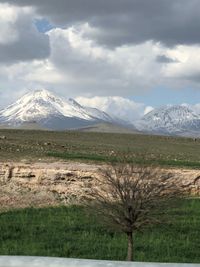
0,89,62,123
144,105,198,122
0,89,112,126
2,89,200,136
136,104,200,134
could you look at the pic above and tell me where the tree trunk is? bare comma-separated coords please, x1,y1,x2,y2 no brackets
126,232,133,261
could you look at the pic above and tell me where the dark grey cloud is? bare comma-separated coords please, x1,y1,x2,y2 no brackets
0,4,50,63
0,34,49,64
182,73,200,83
1,0,200,47
156,55,178,64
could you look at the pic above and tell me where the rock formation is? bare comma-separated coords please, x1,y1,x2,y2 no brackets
0,161,199,211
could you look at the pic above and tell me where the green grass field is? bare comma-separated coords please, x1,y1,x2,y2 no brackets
0,199,199,263
1,129,200,168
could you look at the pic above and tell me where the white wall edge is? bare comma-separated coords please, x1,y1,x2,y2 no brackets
0,256,199,267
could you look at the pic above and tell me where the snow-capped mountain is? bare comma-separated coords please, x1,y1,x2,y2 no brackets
1,89,200,136
0,89,113,130
135,105,200,136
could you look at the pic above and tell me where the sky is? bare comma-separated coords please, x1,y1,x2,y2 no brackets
1,0,200,119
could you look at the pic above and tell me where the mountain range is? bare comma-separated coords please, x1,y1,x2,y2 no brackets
0,89,200,137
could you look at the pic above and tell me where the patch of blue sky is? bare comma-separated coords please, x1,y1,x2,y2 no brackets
34,18,54,33
132,87,200,107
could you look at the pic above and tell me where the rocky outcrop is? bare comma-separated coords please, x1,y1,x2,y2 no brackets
0,161,199,211
0,161,100,211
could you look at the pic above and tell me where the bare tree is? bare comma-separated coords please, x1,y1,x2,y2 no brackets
85,162,188,261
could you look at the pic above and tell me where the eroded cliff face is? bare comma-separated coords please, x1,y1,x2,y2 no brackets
0,161,199,211
0,162,100,211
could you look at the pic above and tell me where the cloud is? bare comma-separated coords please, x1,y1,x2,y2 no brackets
1,0,200,47
0,25,164,97
0,3,50,63
156,55,177,64
76,96,147,122
0,3,19,44
1,0,200,107
2,22,200,100
144,106,154,115
43,26,165,96
163,45,200,84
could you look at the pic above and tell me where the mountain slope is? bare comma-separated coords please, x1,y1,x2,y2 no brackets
135,105,200,136
77,122,140,134
0,89,113,130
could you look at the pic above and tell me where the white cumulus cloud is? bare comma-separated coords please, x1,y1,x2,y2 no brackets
76,96,147,123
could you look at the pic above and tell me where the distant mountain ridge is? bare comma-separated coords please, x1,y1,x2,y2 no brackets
0,89,113,130
1,89,200,136
135,105,200,137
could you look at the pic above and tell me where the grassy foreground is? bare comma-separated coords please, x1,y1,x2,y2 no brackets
0,199,199,263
